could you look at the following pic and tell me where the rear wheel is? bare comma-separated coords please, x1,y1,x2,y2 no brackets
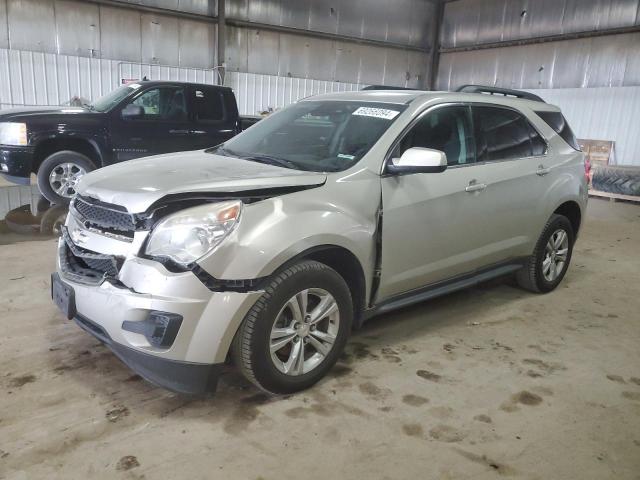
516,214,574,293
232,260,353,394
36,151,95,204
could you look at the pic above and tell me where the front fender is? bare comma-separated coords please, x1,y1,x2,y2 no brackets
196,179,380,292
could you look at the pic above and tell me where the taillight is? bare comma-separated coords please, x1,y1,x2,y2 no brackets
584,157,591,184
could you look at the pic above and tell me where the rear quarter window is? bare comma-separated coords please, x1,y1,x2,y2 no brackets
535,111,581,151
194,88,225,122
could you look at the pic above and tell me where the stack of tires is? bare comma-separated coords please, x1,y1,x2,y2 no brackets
591,166,640,197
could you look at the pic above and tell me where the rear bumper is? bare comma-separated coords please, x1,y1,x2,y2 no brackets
0,145,34,182
74,312,223,394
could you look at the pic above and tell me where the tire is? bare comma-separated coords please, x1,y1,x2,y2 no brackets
592,166,640,196
36,151,95,204
516,214,574,293
232,260,353,394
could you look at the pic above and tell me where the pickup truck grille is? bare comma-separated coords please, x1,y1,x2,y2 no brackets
60,227,121,284
73,195,135,237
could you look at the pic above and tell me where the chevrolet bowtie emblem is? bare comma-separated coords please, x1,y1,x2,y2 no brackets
70,226,89,245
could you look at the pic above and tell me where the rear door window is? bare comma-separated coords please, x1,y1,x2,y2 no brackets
473,106,541,162
535,111,580,151
193,87,225,122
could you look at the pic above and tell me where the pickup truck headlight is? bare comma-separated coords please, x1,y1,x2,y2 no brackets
145,201,242,266
0,122,28,146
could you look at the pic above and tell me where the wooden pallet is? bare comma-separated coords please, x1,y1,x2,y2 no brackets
589,189,640,204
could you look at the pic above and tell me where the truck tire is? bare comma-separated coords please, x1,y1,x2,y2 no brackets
232,260,353,394
591,166,640,196
516,214,574,293
36,151,95,204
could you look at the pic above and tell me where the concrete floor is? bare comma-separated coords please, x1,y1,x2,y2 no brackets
1,189,639,480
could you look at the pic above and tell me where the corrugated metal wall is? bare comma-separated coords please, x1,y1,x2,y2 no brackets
440,0,640,48
2,0,217,68
0,0,437,87
225,71,363,115
224,26,429,87
0,47,364,115
436,0,640,90
436,32,640,90
529,86,640,167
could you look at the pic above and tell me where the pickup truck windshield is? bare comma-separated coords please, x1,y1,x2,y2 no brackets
90,84,142,112
213,101,407,172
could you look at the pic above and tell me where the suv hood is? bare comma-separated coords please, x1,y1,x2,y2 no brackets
77,150,327,212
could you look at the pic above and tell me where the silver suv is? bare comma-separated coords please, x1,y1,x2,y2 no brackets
51,87,588,395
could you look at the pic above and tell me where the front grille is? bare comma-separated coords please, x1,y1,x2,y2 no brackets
73,195,135,235
60,228,121,283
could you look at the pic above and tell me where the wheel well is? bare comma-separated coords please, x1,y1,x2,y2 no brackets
298,246,367,327
33,138,100,173
554,201,581,236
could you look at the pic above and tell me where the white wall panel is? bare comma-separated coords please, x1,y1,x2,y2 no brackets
529,86,640,166
224,71,364,116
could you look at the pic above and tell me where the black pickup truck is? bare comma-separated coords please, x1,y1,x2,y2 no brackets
0,81,259,203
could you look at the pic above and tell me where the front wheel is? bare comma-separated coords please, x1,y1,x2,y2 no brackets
36,151,95,204
232,260,353,394
517,214,575,293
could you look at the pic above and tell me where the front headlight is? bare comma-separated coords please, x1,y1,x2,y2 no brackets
0,122,28,146
145,200,242,266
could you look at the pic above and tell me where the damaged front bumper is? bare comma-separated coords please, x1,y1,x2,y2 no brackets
53,233,263,394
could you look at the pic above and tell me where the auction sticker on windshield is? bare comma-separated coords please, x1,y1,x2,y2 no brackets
352,107,400,120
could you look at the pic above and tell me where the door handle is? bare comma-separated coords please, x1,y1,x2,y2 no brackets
169,129,189,134
465,180,487,193
189,130,207,135
537,165,551,176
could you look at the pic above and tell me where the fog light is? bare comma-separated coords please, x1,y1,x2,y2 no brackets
122,311,183,348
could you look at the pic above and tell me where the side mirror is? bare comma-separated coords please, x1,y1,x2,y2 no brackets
387,147,448,174
121,104,144,120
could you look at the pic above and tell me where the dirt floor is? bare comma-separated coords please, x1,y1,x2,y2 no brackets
1,188,639,479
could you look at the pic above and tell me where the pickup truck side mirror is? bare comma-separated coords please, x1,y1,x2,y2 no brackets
386,147,448,174
121,104,145,120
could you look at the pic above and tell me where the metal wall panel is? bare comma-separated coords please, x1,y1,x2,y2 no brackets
0,0,9,48
224,25,248,71
7,0,56,53
116,0,214,15
54,1,100,57
441,0,640,48
178,18,215,68
141,13,180,65
224,70,363,116
0,47,219,110
99,6,142,62
227,0,437,48
436,32,640,90
247,29,279,75
528,86,640,166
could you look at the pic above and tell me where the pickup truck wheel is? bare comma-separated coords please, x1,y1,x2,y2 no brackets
36,151,95,204
516,214,574,293
232,260,353,394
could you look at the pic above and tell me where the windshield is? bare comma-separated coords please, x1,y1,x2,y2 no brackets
212,101,407,172
90,84,142,112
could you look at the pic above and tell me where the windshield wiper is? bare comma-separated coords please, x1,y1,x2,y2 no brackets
82,103,95,111
242,154,301,170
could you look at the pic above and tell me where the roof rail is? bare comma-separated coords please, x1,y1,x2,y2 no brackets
455,85,545,103
362,85,417,91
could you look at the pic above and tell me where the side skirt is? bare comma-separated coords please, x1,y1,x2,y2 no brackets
362,258,527,322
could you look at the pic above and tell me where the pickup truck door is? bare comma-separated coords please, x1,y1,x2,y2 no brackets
186,85,238,150
377,105,490,301
109,85,194,162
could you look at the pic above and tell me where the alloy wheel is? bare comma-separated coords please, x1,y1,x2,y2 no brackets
49,162,87,198
269,288,340,376
542,228,569,282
